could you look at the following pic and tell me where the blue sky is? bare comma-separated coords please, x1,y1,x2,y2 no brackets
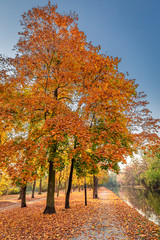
0,0,160,120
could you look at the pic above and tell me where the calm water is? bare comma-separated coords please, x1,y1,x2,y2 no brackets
107,186,160,226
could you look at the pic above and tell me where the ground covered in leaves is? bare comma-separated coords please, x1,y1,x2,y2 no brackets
0,187,159,239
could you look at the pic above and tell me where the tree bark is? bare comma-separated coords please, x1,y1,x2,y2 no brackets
43,143,57,214
18,187,22,200
43,161,56,214
57,172,61,197
65,158,75,209
31,179,36,198
21,185,27,207
38,178,42,195
64,180,67,195
93,175,98,199
84,177,87,206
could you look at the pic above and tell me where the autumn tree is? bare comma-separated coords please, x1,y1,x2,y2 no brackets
1,1,159,214
0,2,92,213
75,48,160,198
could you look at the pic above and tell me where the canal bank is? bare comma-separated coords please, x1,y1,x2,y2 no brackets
106,185,160,226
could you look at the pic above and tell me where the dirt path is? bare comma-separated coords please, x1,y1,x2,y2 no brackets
72,188,129,239
0,193,47,212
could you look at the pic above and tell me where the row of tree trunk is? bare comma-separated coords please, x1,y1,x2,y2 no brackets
19,169,98,210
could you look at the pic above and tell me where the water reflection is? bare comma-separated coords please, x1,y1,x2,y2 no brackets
107,186,160,226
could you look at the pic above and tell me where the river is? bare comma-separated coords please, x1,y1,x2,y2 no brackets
106,186,160,226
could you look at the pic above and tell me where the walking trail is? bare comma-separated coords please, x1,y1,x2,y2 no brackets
72,187,128,239
0,193,46,212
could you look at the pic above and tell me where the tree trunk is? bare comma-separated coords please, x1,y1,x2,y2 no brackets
21,185,27,208
57,172,61,197
18,187,22,200
65,158,75,209
57,184,59,197
84,177,87,206
38,178,42,195
64,180,67,195
43,161,56,214
31,179,36,198
93,175,98,199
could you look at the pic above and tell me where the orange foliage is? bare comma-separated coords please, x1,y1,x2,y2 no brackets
0,1,159,191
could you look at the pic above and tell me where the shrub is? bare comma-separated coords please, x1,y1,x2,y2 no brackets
8,187,20,195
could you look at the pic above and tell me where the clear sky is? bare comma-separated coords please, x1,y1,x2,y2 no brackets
0,0,160,120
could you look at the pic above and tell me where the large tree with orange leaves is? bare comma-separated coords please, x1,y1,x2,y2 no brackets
0,1,159,214
0,2,92,213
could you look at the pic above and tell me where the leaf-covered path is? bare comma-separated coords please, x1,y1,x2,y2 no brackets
0,187,159,239
72,189,128,239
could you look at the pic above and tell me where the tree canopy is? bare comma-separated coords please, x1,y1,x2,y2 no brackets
0,1,159,212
